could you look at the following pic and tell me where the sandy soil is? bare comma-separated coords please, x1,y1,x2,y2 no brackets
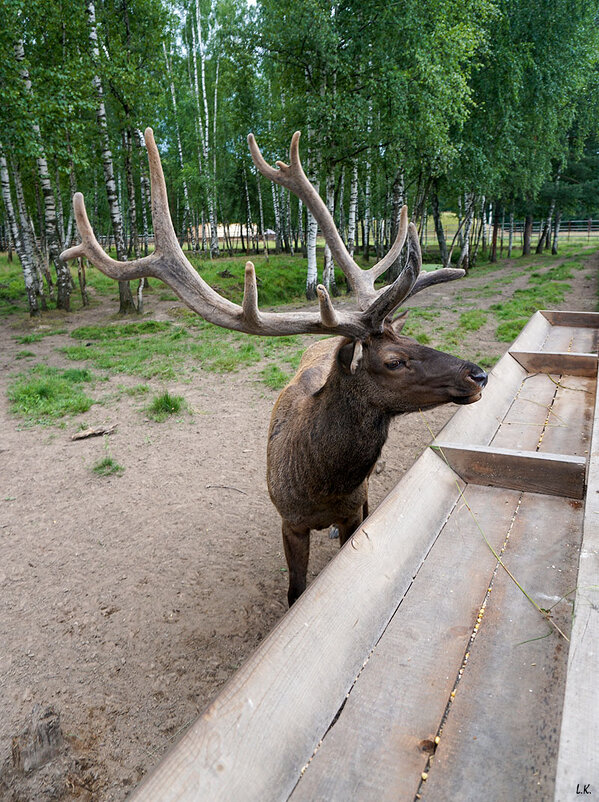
1,249,597,800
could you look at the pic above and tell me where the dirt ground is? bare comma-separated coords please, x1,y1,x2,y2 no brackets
1,249,597,800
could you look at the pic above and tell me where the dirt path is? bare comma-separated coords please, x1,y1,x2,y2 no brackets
1,249,597,800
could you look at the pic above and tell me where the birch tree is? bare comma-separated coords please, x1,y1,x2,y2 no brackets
85,0,135,313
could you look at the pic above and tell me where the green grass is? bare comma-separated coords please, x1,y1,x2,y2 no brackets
8,364,95,423
490,282,570,341
458,310,487,331
92,456,124,476
260,364,292,390
15,350,35,359
147,391,186,421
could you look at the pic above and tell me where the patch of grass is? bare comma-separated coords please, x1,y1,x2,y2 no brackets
458,310,487,331
8,364,95,423
490,281,570,341
476,354,499,371
147,391,186,421
122,384,150,396
13,328,68,344
15,350,35,359
260,364,291,390
92,456,124,476
71,320,174,340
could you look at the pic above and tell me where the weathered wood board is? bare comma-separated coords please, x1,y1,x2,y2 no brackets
432,443,586,499
130,309,599,801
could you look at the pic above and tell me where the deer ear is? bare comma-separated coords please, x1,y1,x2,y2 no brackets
338,340,364,375
391,310,409,334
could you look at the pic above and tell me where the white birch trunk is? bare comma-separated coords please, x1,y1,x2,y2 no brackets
86,0,135,313
0,144,43,314
322,168,337,294
195,3,218,256
551,210,562,255
255,169,267,256
15,39,70,309
457,193,475,270
347,162,358,260
163,41,195,250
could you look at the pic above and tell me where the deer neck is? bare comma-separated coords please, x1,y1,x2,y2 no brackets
311,369,391,492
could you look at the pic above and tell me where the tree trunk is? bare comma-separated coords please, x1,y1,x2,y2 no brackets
387,167,405,281
15,39,70,310
86,0,135,313
347,162,358,261
322,168,338,295
508,210,514,257
0,144,43,315
551,210,562,255
522,213,533,255
163,41,195,251
431,186,448,266
489,204,500,262
456,193,475,271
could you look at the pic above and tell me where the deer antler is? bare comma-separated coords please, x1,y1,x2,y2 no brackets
62,128,464,340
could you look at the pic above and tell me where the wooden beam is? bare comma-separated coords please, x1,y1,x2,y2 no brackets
129,450,462,801
431,443,586,499
554,356,599,798
509,350,598,377
541,309,599,328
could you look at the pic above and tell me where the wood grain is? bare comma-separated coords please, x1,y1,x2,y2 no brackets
421,493,583,802
130,450,462,802
432,442,586,499
554,364,599,799
510,350,598,378
541,309,599,328
289,486,521,802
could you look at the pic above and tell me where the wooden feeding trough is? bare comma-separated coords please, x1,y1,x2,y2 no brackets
131,310,599,801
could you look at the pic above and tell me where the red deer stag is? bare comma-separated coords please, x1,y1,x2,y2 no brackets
61,129,487,605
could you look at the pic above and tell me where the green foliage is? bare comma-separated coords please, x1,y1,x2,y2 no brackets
147,390,186,421
7,364,95,423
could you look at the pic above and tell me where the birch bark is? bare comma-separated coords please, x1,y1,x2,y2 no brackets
163,41,195,251
0,144,43,315
86,0,135,313
347,162,358,260
322,168,338,294
14,39,71,310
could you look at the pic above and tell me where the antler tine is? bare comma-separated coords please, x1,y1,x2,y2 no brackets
60,193,157,281
248,132,368,303
60,126,182,280
364,223,421,330
367,206,409,281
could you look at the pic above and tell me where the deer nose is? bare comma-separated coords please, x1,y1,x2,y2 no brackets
469,366,488,387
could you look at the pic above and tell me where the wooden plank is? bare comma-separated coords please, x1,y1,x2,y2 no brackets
541,310,599,328
421,493,583,802
510,350,598,378
438,311,550,447
130,449,462,802
554,368,599,798
490,373,557,452
289,486,521,802
432,443,586,499
538,376,595,458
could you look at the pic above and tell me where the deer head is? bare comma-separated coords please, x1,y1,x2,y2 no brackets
61,129,467,344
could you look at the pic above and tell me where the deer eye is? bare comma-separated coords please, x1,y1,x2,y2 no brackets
385,359,406,370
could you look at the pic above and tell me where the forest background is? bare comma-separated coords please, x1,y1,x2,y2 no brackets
1,0,599,316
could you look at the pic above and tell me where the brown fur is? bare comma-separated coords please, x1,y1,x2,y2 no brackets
267,319,487,604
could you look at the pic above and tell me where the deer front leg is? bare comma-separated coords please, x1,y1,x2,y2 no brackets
282,520,310,606
338,509,365,547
